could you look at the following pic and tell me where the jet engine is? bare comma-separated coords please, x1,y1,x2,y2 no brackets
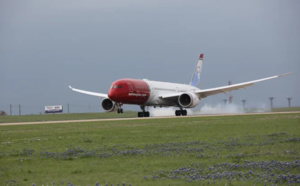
101,98,117,112
178,93,200,108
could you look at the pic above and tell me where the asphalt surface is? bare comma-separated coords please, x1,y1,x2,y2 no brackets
1,111,299,126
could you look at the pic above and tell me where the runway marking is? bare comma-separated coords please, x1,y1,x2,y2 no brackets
0,111,299,126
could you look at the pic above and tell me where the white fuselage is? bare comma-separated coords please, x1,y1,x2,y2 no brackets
144,79,200,106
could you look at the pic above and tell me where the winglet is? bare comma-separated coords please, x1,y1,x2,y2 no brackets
69,85,108,98
277,72,292,77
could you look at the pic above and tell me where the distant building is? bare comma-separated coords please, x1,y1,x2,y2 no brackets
0,111,7,116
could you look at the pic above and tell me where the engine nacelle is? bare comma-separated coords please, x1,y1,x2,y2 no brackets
178,93,200,108
101,98,117,112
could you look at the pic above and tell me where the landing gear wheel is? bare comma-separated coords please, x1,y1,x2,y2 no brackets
175,110,187,116
138,106,150,117
116,103,124,114
138,111,150,117
175,110,181,116
144,112,150,117
138,112,144,117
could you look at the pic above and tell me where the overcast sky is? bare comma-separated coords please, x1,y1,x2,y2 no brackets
1,0,299,115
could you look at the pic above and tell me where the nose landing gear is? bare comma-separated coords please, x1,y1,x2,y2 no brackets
116,103,123,114
117,108,123,113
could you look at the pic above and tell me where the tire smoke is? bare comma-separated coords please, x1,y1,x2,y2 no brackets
148,103,270,117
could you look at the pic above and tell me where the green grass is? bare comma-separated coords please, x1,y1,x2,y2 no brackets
244,106,300,113
271,107,300,112
0,113,299,185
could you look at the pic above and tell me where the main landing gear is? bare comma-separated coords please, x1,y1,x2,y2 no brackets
138,106,150,117
175,109,187,116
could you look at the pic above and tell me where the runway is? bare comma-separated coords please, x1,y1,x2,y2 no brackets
1,111,299,126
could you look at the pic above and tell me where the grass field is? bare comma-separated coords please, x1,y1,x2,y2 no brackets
0,113,299,186
271,107,300,112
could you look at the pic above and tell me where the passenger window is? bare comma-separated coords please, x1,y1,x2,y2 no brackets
111,85,122,89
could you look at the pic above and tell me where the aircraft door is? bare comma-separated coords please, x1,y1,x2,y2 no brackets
127,83,133,93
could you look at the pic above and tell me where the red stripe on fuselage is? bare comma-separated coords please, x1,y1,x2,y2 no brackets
108,79,150,105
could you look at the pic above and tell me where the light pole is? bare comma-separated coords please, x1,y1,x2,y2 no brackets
269,97,274,109
242,99,246,110
19,104,21,116
287,97,292,108
228,81,232,104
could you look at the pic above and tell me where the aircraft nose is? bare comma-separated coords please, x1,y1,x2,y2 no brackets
108,89,117,100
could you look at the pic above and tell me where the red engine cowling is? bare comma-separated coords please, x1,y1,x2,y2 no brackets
178,93,200,108
101,98,117,112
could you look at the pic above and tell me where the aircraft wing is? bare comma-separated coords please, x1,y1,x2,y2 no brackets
195,72,292,98
159,72,291,100
69,86,108,98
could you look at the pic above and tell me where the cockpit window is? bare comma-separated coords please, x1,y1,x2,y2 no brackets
111,85,123,89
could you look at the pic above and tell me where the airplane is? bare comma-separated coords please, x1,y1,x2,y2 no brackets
69,54,291,117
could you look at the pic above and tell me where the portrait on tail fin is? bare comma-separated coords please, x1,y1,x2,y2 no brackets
189,54,203,88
